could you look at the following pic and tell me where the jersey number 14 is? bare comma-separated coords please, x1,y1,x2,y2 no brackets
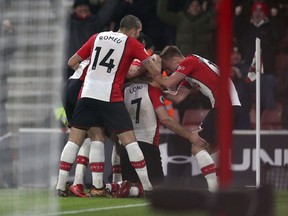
92,47,115,73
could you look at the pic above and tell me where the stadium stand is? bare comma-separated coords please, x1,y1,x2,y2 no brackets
275,54,288,75
261,109,282,130
5,1,64,132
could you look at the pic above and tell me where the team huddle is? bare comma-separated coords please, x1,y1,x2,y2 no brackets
56,15,242,198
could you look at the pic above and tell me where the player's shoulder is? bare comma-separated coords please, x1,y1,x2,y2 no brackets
186,54,200,61
127,36,144,47
183,55,206,68
148,85,165,105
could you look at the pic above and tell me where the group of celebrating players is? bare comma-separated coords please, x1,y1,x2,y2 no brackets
55,14,242,198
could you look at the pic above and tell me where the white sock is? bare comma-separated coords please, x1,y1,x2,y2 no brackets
89,141,105,189
111,145,122,182
73,138,91,185
125,142,153,191
56,141,79,190
195,150,218,192
129,186,139,197
210,151,219,168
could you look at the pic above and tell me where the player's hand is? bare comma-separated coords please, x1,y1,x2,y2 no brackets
150,54,162,76
235,6,242,16
189,128,207,148
151,54,161,62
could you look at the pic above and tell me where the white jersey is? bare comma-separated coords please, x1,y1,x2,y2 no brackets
124,83,165,146
76,31,149,102
82,32,127,101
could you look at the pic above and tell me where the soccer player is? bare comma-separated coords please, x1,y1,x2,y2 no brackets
152,45,242,192
55,15,160,197
61,59,92,197
112,72,206,198
66,33,157,198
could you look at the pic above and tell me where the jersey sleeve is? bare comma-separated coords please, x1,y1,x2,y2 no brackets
131,59,142,67
76,34,97,60
175,57,194,76
148,85,165,111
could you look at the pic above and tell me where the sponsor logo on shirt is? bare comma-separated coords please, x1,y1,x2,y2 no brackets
177,65,185,71
159,95,165,104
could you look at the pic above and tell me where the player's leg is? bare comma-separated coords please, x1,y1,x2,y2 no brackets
192,145,218,192
69,138,91,197
139,142,164,187
56,127,86,196
104,132,122,194
202,106,242,172
194,109,218,192
106,144,123,194
63,79,88,196
112,144,139,198
115,142,163,198
206,145,219,169
100,101,153,192
62,79,83,123
56,98,96,196
110,135,122,183
117,131,153,192
86,126,107,197
96,101,153,194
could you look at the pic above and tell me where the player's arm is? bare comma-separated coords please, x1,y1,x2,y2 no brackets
154,72,185,89
126,60,147,79
142,56,162,77
156,107,206,146
68,54,83,71
68,34,97,71
164,87,190,104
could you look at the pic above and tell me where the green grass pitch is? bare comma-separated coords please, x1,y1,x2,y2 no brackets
0,189,287,216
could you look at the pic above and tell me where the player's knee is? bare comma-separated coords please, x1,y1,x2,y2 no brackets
117,131,136,146
191,145,204,156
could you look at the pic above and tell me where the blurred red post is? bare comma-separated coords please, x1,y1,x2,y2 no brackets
217,0,233,188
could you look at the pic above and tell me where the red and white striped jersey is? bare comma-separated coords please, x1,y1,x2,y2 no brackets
176,55,241,108
76,31,149,102
124,83,165,146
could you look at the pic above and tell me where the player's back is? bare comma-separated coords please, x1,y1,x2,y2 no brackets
124,82,160,146
81,31,148,102
180,55,241,107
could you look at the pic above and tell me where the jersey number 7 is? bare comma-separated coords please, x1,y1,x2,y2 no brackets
131,98,142,124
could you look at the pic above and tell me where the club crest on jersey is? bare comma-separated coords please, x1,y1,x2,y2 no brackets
159,95,165,104
177,65,185,71
99,35,122,44
129,85,143,93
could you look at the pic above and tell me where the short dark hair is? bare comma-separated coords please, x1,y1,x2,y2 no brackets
137,32,154,49
120,15,141,31
160,45,183,61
